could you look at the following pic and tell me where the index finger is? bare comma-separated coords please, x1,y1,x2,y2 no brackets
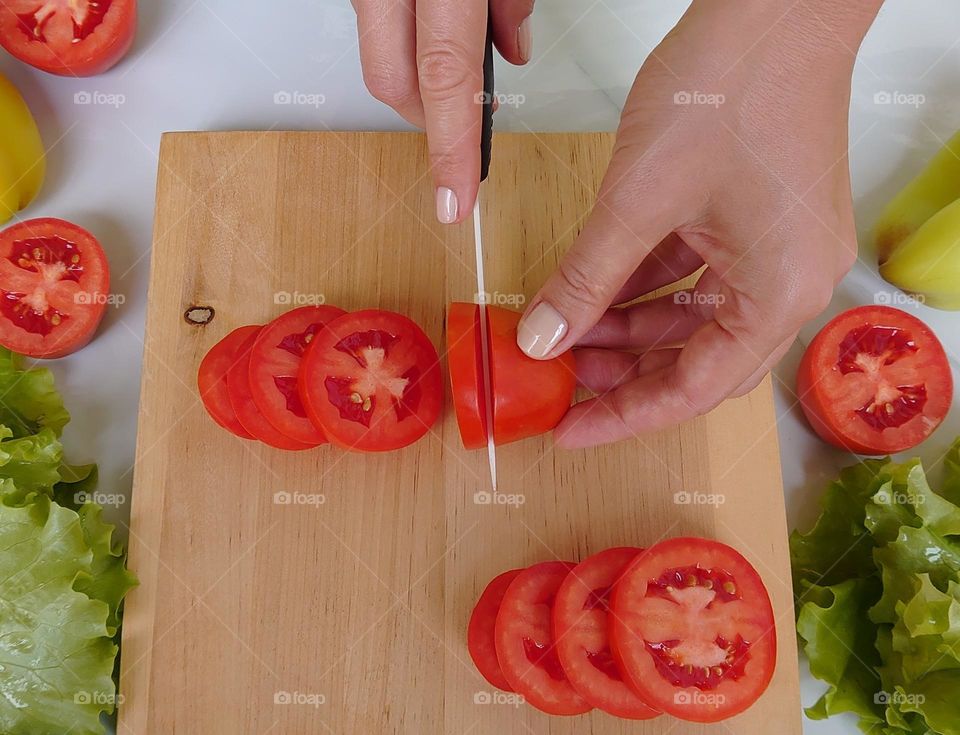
416,0,488,224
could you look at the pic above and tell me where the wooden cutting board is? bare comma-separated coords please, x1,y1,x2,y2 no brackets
118,131,801,735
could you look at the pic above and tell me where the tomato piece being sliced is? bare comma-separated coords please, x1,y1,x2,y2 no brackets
797,305,952,455
0,217,109,358
198,325,260,440
494,561,592,716
447,303,576,449
227,330,317,451
552,547,660,720
468,569,522,692
299,309,442,452
609,538,776,723
248,305,345,445
0,0,137,76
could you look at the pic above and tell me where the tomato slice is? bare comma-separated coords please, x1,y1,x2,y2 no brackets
0,0,137,76
227,330,317,451
468,569,522,692
797,305,952,454
494,561,593,716
248,306,345,445
447,303,576,449
198,325,260,440
609,538,776,723
552,548,660,720
299,309,442,452
0,217,109,358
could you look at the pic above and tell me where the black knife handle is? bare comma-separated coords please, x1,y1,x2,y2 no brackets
480,22,494,183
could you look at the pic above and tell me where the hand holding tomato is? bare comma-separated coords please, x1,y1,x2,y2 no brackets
507,1,881,447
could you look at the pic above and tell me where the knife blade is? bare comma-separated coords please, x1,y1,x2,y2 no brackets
475,22,497,492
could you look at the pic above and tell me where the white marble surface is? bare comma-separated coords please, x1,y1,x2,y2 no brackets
4,2,960,732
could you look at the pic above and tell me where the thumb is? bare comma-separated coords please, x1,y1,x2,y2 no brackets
517,175,676,360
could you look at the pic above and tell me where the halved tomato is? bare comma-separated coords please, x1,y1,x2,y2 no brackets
299,309,442,452
797,305,952,455
0,0,137,76
0,217,109,358
227,330,317,451
248,306,345,445
609,538,776,723
198,325,260,440
447,303,576,449
552,548,660,720
468,569,521,692
494,561,592,716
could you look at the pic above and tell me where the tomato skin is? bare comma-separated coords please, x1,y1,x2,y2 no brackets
227,330,317,451
0,217,109,358
467,569,522,692
609,538,777,723
447,303,576,449
0,0,137,76
797,305,952,455
198,325,260,440
552,548,660,720
299,309,442,452
494,561,593,716
248,305,345,445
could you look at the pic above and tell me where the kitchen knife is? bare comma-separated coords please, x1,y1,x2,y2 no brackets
474,23,496,492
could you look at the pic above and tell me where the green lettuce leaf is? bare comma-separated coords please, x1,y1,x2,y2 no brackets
0,427,62,497
941,439,960,507
0,349,69,437
74,502,138,634
0,496,118,735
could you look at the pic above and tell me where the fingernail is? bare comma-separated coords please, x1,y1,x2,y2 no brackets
517,302,567,359
436,187,458,224
518,17,533,63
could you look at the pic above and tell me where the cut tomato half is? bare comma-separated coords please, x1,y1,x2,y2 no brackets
609,538,776,723
468,569,522,692
447,303,576,449
797,305,952,455
552,547,660,720
198,325,260,440
0,217,109,358
248,305,345,445
494,561,592,716
299,309,442,452
0,0,137,76
227,330,317,451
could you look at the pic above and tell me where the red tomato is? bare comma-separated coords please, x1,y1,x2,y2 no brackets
797,305,952,455
552,548,660,720
299,309,442,452
248,306,345,445
447,303,576,449
494,561,592,716
0,0,137,76
467,569,521,692
227,330,317,451
0,218,109,358
198,325,260,440
609,538,776,723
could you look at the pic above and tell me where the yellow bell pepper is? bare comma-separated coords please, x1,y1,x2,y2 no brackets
0,72,45,224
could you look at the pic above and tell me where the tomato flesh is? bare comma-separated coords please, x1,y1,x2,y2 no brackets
198,325,260,440
494,561,592,716
0,0,137,76
798,306,952,454
248,306,345,445
610,538,776,723
446,303,488,449
468,569,521,692
300,309,442,452
0,218,109,358
552,547,659,720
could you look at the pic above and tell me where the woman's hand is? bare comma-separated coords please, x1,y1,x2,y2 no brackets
351,0,534,223
516,0,882,448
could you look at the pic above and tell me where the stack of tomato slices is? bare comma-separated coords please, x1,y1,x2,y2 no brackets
468,537,777,723
197,305,443,452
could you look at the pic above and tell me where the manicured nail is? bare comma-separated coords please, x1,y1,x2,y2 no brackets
518,17,533,63
517,302,567,359
436,187,458,224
